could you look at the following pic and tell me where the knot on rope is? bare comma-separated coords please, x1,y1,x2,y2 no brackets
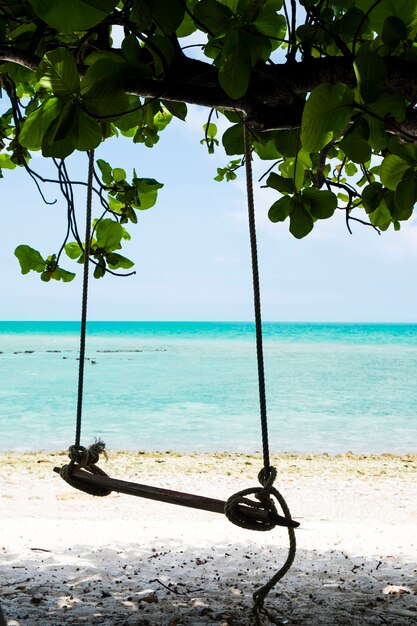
225,466,287,532
59,440,112,497
257,464,277,493
68,440,107,467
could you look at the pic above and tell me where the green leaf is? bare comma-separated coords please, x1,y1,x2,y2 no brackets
345,162,358,176
204,122,218,139
218,0,239,9
131,0,152,30
302,188,337,219
112,98,143,133
112,167,126,183
368,93,406,123
274,129,300,157
20,98,64,150
379,154,412,190
296,23,317,47
145,34,175,76
135,177,164,194
94,260,106,279
364,115,388,152
72,108,102,151
0,153,17,170
150,0,184,35
65,242,83,260
51,267,76,282
95,219,124,251
176,6,198,38
368,202,391,229
358,0,417,35
161,100,187,121
338,132,372,163
134,178,163,209
252,131,280,160
194,0,233,34
387,138,417,165
253,2,286,39
218,42,252,99
395,170,417,210
362,183,385,213
268,195,293,222
214,159,240,181
388,197,413,222
37,48,79,97
108,197,124,213
301,83,354,152
81,58,122,90
106,252,135,270
154,108,173,131
222,124,244,155
240,30,271,64
238,0,272,22
121,34,142,62
266,172,294,194
83,78,129,118
40,105,102,158
354,43,386,104
289,202,314,239
28,0,118,33
97,159,113,184
201,122,219,152
280,149,311,191
15,245,45,274
336,7,368,37
382,16,408,48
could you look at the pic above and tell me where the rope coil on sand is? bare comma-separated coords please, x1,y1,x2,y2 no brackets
225,465,297,620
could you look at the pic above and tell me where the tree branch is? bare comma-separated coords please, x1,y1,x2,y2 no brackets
2,47,417,135
0,46,38,71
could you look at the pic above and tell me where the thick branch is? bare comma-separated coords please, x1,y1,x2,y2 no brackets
124,56,417,135
1,47,417,136
0,46,38,71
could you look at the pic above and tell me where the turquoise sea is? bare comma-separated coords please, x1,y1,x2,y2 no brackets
0,321,416,454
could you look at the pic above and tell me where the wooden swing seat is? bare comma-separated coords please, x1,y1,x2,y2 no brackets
53,466,299,528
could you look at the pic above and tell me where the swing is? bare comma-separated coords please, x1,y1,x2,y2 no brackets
55,125,299,619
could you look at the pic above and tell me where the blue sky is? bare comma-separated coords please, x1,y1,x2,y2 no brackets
2,105,417,322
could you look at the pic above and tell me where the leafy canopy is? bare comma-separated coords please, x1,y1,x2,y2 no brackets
1,0,417,279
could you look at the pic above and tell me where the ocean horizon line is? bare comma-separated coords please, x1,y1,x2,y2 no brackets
1,319,417,325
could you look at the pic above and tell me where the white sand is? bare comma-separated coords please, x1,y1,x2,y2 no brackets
1,451,417,625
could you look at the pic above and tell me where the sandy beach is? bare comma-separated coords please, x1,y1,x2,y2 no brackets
1,451,416,625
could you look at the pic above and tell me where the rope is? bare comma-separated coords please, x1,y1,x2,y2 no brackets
59,150,110,496
60,440,112,497
75,149,95,449
244,124,270,473
252,522,297,625
224,124,297,621
225,467,281,532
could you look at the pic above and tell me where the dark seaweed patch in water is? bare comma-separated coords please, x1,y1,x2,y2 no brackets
96,349,143,353
95,349,167,353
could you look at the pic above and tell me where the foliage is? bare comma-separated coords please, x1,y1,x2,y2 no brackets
1,0,417,279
